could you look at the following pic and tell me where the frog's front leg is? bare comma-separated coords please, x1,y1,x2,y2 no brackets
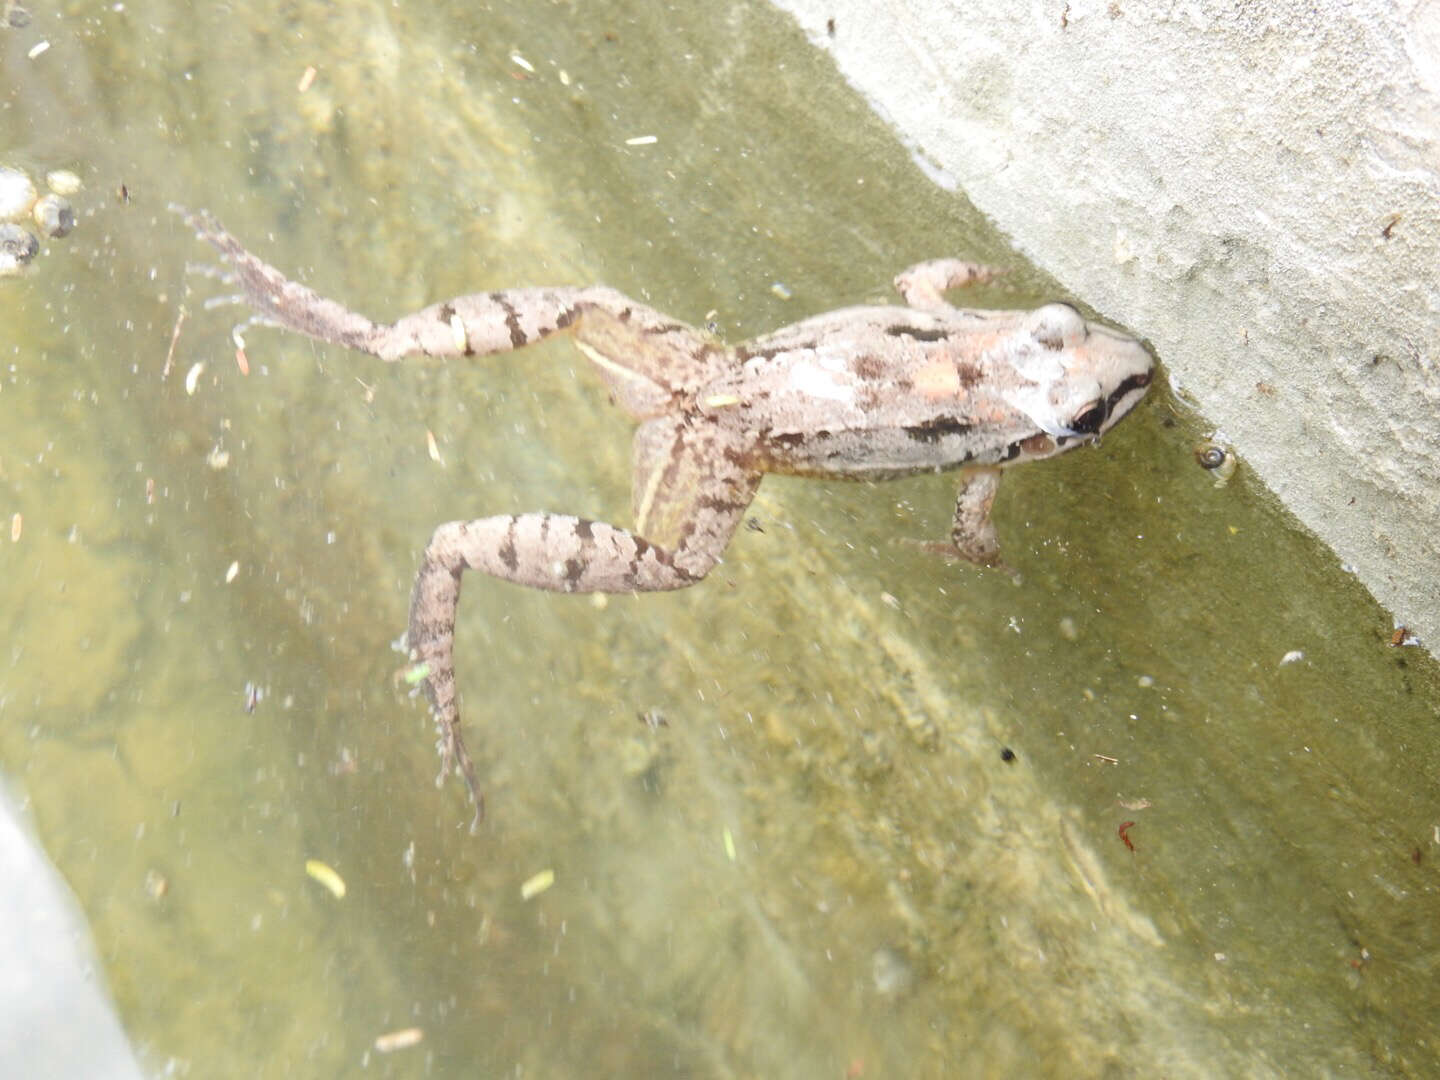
913,467,1007,568
893,259,1005,312
409,418,762,831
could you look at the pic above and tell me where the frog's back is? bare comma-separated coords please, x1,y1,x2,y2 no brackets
723,304,1035,478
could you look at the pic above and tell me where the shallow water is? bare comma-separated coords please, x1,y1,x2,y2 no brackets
1,1,1437,1076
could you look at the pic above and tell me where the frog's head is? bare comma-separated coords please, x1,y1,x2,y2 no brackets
999,302,1153,460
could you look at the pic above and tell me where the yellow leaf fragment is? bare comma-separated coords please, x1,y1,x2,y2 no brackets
305,859,346,899
520,868,555,900
374,1027,424,1053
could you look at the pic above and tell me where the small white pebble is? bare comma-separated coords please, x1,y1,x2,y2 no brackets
0,166,37,220
46,169,82,195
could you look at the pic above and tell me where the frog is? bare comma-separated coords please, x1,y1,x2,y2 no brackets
179,208,1154,831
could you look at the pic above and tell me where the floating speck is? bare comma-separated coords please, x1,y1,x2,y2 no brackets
26,39,48,59
9,513,19,542
296,65,317,93
769,281,793,300
520,868,555,900
509,53,534,73
305,858,346,899
184,361,204,395
224,560,239,583
624,135,658,146
1279,650,1304,666
722,826,736,862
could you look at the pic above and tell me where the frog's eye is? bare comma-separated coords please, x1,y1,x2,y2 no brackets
1028,303,1086,350
1069,400,1107,435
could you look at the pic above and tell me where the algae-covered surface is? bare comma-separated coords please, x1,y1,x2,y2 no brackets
1,2,1437,1076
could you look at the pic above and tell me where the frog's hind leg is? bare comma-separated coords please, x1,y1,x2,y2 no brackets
407,418,761,831
177,207,725,406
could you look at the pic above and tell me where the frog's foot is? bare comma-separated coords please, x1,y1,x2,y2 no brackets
901,536,1018,578
894,259,1009,311
174,204,385,355
435,715,484,835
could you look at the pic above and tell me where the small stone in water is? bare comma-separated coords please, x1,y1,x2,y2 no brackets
45,169,81,196
32,194,74,238
0,166,37,221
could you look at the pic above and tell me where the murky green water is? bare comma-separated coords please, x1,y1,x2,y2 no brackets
2,2,1437,1076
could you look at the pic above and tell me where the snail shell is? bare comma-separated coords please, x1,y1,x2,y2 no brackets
1193,440,1237,487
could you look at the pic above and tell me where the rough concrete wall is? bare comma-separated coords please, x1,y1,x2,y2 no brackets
772,0,1439,653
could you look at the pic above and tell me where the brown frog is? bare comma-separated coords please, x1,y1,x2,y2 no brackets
180,209,1153,830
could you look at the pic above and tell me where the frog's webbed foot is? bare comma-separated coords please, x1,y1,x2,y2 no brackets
174,204,388,355
893,259,1007,312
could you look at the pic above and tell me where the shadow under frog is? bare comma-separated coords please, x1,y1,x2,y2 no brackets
179,208,1153,832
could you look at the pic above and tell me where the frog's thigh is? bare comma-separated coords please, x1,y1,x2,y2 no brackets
571,307,719,418
632,415,762,567
950,466,1003,565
